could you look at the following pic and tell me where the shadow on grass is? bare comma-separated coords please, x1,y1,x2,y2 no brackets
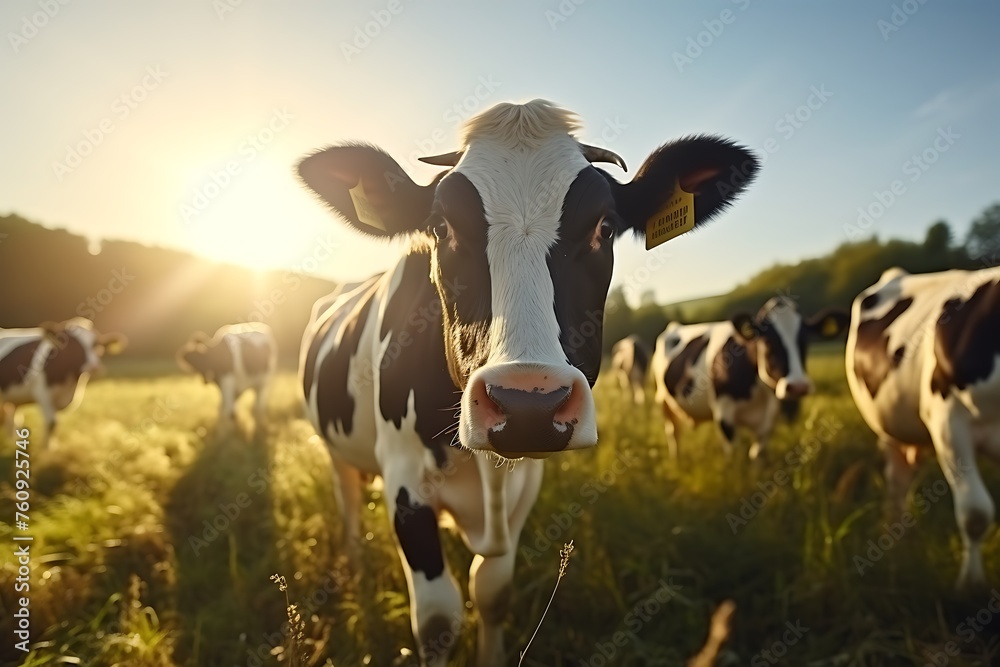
165,427,283,666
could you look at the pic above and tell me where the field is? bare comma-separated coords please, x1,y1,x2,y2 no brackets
2,346,1000,667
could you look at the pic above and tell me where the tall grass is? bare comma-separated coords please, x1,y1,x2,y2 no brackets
1,348,998,665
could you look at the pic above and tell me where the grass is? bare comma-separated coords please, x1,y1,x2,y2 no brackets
1,347,999,666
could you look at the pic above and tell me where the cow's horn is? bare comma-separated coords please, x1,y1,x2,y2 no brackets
418,151,464,167
580,143,627,172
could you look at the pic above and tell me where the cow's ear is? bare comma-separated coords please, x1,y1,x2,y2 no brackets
98,332,128,355
610,136,759,239
297,144,437,238
731,313,758,342
805,309,850,339
190,331,211,345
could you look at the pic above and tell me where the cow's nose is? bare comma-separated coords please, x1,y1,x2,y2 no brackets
461,363,596,458
784,381,811,399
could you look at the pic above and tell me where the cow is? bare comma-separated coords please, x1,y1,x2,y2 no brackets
610,334,652,404
297,99,759,666
176,323,276,435
651,297,848,461
0,317,127,447
845,266,1000,590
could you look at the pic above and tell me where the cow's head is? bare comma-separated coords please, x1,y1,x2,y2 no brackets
176,332,223,384
298,100,758,458
731,298,848,400
41,318,127,376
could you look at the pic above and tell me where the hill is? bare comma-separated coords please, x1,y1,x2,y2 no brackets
605,205,1000,351
0,214,337,362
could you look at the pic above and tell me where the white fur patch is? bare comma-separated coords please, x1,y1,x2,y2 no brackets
760,297,808,393
454,134,588,365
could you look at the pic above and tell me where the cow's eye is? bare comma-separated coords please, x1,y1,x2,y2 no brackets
431,219,450,241
599,219,615,240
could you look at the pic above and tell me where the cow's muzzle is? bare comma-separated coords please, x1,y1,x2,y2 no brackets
776,378,812,400
460,362,597,458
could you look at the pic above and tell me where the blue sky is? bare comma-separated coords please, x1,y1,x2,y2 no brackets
2,0,998,304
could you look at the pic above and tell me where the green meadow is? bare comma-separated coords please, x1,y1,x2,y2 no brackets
2,347,999,666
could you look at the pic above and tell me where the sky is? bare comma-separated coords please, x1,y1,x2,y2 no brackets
2,0,999,305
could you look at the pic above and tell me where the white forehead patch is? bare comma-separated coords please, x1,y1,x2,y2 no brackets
453,129,589,364
761,297,807,380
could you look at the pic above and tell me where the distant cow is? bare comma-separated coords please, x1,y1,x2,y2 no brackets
297,99,759,666
610,335,652,404
177,323,276,434
0,317,127,447
652,298,848,460
846,266,1000,590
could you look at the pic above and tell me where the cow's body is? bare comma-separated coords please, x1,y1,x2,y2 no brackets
296,100,759,666
0,318,126,447
846,266,1000,589
301,262,544,665
652,298,847,460
177,323,276,434
610,334,652,404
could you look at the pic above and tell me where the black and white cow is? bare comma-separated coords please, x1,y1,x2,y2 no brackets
651,297,848,460
0,317,127,447
610,334,652,404
177,323,276,434
297,99,758,666
846,266,1000,590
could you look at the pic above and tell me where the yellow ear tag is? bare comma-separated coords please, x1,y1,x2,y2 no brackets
645,179,695,250
349,181,386,231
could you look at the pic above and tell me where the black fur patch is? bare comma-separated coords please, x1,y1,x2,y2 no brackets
632,338,651,377
379,251,458,466
314,282,378,437
711,336,756,401
550,167,616,385
393,487,444,580
719,420,736,442
302,314,336,403
852,298,913,397
665,334,710,399
931,279,1000,396
0,340,39,390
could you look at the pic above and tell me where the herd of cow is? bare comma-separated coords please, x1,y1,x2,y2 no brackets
2,100,999,666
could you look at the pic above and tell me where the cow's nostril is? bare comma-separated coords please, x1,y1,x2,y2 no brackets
485,384,571,421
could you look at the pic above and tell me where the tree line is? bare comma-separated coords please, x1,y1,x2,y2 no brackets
3,202,998,362
0,214,335,363
602,202,1000,353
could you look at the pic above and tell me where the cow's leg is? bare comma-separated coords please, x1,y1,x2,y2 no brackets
748,395,779,461
34,389,58,449
661,401,682,462
381,454,463,666
217,377,237,436
251,379,269,433
331,457,364,565
879,437,916,520
1,403,17,441
469,459,543,667
927,400,993,591
616,369,631,399
631,372,646,405
711,397,737,458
